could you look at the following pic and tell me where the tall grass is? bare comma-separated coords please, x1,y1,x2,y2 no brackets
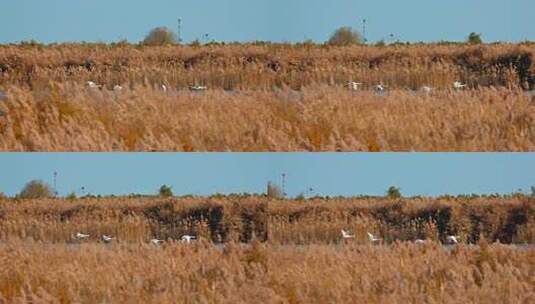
269,197,535,245
0,196,533,302
0,240,532,303
0,85,533,151
1,43,533,90
0,197,268,243
1,43,534,151
0,196,532,244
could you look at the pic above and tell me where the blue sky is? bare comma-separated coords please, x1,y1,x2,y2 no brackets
0,0,533,43
0,153,533,197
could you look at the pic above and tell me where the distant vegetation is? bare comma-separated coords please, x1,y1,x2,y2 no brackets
467,32,483,44
328,26,363,46
143,27,177,46
158,184,173,197
267,182,283,199
17,180,54,199
386,186,402,199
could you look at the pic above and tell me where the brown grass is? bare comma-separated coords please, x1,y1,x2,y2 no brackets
0,197,268,243
1,43,534,151
0,196,533,303
269,197,535,245
0,196,533,244
0,238,533,303
1,43,534,90
0,85,533,151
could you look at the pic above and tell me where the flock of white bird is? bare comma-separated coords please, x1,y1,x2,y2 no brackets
347,81,468,93
74,229,458,246
73,229,459,245
86,81,206,92
341,229,460,245
73,231,196,244
85,80,470,94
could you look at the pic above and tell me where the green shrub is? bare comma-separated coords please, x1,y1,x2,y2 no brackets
158,185,174,197
66,192,77,200
467,32,482,44
386,186,402,199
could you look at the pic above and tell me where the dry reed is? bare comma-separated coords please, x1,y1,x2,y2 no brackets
1,43,534,151
0,196,533,303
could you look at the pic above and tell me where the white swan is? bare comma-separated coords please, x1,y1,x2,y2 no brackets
189,85,207,92
341,229,355,239
347,82,362,91
101,235,113,243
374,84,387,92
86,81,102,89
150,238,164,245
181,235,196,243
453,81,467,90
74,232,90,240
368,232,382,244
446,235,459,244
421,86,433,93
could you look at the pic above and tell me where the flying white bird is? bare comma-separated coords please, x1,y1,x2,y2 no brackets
150,238,164,245
453,81,467,90
374,84,387,92
101,235,113,243
86,81,102,89
189,85,207,92
341,229,355,239
368,232,382,244
446,235,459,244
74,232,90,240
421,86,433,93
113,85,123,92
347,81,362,91
181,235,196,243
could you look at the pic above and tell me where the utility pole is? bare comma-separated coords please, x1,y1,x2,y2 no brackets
362,19,367,43
281,173,286,198
177,18,182,43
53,171,58,197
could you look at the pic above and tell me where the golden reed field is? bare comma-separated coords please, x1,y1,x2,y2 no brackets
0,43,534,151
0,196,533,303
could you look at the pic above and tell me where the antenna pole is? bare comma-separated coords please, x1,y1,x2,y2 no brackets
53,171,58,197
281,173,286,198
363,19,367,42
177,18,182,43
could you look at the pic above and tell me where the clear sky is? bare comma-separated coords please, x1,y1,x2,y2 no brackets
0,153,533,197
0,0,533,44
